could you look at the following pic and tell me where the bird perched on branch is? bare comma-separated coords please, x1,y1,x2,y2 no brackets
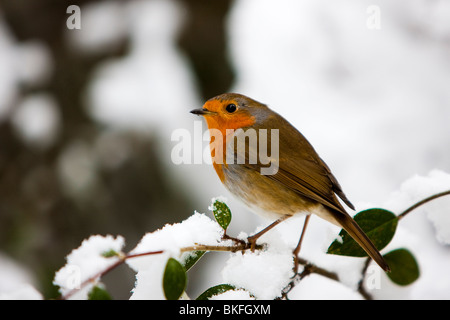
191,93,390,272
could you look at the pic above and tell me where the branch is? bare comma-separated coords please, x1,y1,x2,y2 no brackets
59,189,450,300
180,243,263,253
357,258,374,300
59,250,164,300
282,189,450,299
59,243,263,300
280,257,339,299
398,190,450,220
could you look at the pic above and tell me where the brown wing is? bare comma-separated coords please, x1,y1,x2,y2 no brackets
237,113,354,215
268,163,347,214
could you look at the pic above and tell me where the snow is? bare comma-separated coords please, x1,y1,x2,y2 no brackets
127,212,225,261
208,196,229,212
221,249,293,300
210,289,254,300
0,284,43,300
126,210,294,300
53,235,125,299
0,253,42,300
386,170,450,244
127,212,227,299
290,274,363,300
372,170,450,299
128,251,168,300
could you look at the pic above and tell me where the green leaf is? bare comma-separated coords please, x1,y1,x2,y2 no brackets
181,250,206,272
327,208,398,257
88,284,112,300
383,248,420,286
196,284,236,300
211,199,232,231
101,249,119,258
163,258,187,300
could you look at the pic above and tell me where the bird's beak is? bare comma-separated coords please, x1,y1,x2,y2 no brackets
190,108,216,116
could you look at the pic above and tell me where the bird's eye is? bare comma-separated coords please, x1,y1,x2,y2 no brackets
225,103,237,113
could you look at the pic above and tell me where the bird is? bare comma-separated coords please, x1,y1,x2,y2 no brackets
190,93,390,272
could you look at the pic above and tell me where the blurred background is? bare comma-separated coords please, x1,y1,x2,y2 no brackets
0,0,449,299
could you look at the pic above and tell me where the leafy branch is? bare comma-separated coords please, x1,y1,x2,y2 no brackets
57,190,450,300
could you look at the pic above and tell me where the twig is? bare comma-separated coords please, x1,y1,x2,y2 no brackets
59,243,263,300
357,258,374,300
180,243,263,253
296,257,339,281
354,189,450,299
59,250,164,300
280,257,339,299
398,190,450,220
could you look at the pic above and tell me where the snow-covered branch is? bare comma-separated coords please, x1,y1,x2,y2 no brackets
47,170,450,300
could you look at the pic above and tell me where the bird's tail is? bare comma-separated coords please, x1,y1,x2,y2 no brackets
333,211,391,272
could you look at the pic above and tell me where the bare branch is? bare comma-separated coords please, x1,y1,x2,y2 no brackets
398,190,450,220
357,258,374,300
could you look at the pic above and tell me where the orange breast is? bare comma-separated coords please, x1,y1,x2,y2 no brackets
202,102,255,183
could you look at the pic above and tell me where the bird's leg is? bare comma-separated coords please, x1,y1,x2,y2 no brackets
247,215,291,251
292,214,311,274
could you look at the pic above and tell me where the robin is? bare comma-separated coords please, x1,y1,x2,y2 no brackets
191,93,390,272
